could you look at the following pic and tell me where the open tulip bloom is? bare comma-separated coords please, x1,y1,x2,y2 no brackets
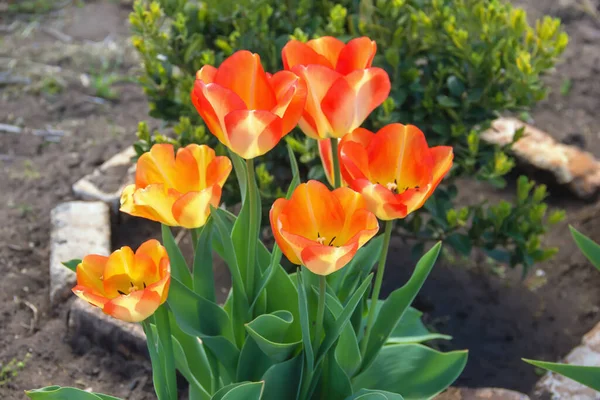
29,37,468,400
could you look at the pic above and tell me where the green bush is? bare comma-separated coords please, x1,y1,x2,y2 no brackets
129,0,567,272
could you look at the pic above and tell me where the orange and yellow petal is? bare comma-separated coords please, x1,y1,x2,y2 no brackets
122,184,180,226
136,239,168,273
191,80,247,146
269,70,307,134
72,285,109,308
182,144,231,190
282,39,336,70
339,140,370,184
135,144,178,188
196,65,217,83
270,198,302,265
306,36,345,68
317,139,336,187
223,110,283,159
351,179,408,221
291,64,341,139
321,68,391,138
213,50,276,110
205,155,233,189
300,241,358,276
335,37,377,75
332,187,378,243
429,146,454,189
171,186,221,229
76,254,108,294
103,288,163,323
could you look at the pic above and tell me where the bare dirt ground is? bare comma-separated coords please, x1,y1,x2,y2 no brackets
1,0,600,399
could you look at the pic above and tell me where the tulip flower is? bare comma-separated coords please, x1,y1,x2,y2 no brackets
339,124,454,220
120,143,231,229
270,180,379,275
282,36,390,139
72,240,170,323
191,50,307,159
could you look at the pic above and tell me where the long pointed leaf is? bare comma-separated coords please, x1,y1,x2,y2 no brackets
523,359,600,391
161,224,193,288
361,242,441,373
193,219,216,301
570,225,600,272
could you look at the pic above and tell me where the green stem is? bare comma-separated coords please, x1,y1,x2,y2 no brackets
155,305,178,399
361,220,394,356
246,158,258,301
141,318,168,400
313,275,327,351
191,228,199,252
205,347,220,393
330,138,342,189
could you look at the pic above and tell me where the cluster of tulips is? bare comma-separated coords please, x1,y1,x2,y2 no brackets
32,37,458,400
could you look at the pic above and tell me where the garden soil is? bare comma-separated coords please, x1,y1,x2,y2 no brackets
1,0,600,398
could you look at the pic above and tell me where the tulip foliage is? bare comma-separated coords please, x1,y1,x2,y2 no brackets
28,40,469,400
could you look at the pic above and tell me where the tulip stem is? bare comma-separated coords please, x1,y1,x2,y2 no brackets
155,305,178,400
330,138,342,189
246,158,257,300
361,219,394,356
314,275,327,351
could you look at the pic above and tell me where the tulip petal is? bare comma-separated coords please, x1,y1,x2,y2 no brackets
191,80,247,147
103,288,163,323
270,198,302,265
196,65,217,83
127,184,180,226
351,179,408,221
76,254,108,294
321,68,391,137
173,146,202,193
306,36,345,67
339,140,370,183
135,144,178,188
73,286,109,308
213,50,276,110
300,242,358,276
171,186,221,229
224,110,283,159
136,239,168,273
282,39,336,70
292,65,341,139
332,187,378,245
206,155,233,189
269,70,307,134
430,146,454,188
317,139,336,187
335,37,377,75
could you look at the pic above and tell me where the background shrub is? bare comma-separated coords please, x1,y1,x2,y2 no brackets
129,0,567,272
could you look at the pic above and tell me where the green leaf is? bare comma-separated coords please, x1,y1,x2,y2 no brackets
193,219,216,301
352,344,468,399
345,389,404,399
388,307,451,344
361,242,442,372
447,76,465,97
446,233,472,257
237,335,273,382
570,226,600,272
313,352,352,400
436,95,460,108
265,262,301,334
212,381,264,400
167,277,239,380
161,224,193,288
316,273,373,365
245,310,301,362
229,150,248,203
297,272,315,373
261,353,303,400
61,259,81,272
26,387,121,400
172,334,211,399
523,359,600,391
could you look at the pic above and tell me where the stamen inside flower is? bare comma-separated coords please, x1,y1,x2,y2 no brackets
386,181,398,193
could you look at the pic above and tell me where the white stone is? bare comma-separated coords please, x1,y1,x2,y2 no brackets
535,321,600,399
434,387,530,399
482,118,600,199
72,146,136,212
50,201,110,304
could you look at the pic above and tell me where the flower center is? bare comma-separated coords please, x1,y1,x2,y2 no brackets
386,181,398,193
117,281,147,296
316,232,337,246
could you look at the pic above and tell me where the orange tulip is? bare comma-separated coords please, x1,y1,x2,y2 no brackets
120,143,231,229
72,240,170,323
339,124,453,220
282,36,390,139
191,50,307,159
270,180,379,275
